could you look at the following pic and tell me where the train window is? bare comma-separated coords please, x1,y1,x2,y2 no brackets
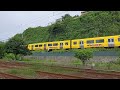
82,41,84,44
35,45,38,47
96,39,104,43
73,42,77,45
53,43,58,46
108,39,110,42
111,39,114,42
108,39,114,42
87,40,94,44
118,38,120,42
80,41,84,44
65,42,68,45
39,45,42,47
60,43,63,45
48,44,52,46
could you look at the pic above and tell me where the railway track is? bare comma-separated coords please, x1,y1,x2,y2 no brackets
41,64,120,79
0,72,25,79
43,64,120,74
72,70,120,79
0,61,29,66
0,61,30,69
36,71,90,79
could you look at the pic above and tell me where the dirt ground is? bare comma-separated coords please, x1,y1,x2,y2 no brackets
0,60,29,79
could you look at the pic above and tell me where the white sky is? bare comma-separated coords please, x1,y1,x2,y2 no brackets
0,11,81,41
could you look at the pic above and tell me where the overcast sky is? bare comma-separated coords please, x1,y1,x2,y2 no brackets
0,11,81,41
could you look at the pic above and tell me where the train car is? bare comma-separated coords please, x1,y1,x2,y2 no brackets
28,40,71,51
71,35,120,49
92,35,120,48
71,36,110,49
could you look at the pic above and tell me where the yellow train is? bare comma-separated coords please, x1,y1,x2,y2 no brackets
27,35,120,51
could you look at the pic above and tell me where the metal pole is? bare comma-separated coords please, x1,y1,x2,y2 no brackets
53,11,54,16
21,24,23,39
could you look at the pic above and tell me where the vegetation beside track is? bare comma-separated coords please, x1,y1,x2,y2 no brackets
1,56,120,79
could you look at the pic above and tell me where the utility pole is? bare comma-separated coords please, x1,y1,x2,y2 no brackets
21,24,24,39
53,11,55,16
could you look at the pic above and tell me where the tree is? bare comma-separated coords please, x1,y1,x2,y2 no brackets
74,49,93,66
0,42,5,59
62,14,72,21
4,37,31,60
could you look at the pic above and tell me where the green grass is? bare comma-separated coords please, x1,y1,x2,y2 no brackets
7,68,36,78
70,59,82,66
19,59,57,65
88,60,120,71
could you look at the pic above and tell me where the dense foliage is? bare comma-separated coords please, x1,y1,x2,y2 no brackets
0,42,5,59
14,11,120,44
4,37,31,60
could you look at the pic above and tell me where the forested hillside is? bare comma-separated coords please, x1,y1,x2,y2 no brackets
14,11,120,44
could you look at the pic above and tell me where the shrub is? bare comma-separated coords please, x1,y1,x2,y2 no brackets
4,53,15,60
74,49,93,66
4,53,23,60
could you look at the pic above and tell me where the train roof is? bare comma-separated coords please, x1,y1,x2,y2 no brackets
28,35,120,45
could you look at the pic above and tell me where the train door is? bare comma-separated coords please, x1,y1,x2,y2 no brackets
60,42,63,49
44,44,46,50
80,41,84,48
31,45,34,50
108,38,114,47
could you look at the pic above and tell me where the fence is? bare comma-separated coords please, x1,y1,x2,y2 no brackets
24,56,119,63
23,51,120,62
32,51,120,56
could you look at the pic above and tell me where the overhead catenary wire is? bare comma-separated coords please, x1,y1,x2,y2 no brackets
17,11,69,38
19,11,81,28
18,11,81,34
20,11,67,27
